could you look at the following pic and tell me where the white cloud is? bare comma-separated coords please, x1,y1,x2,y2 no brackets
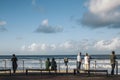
0,21,7,32
32,0,45,13
35,19,63,33
88,0,120,14
21,38,120,54
94,38,120,51
42,19,48,26
81,0,120,28
0,21,6,26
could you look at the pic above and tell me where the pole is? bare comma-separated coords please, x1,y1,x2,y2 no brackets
66,64,68,73
23,60,24,72
94,60,96,74
59,59,60,72
116,61,118,75
4,60,6,69
40,59,42,69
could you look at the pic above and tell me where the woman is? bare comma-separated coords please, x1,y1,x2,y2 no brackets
45,58,51,70
84,53,90,70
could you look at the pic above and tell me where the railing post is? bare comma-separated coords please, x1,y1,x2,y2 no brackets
40,59,42,69
58,59,60,72
23,60,24,72
116,61,118,75
39,59,42,69
94,60,96,70
4,59,6,69
66,64,68,73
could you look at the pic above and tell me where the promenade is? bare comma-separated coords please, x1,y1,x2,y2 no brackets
0,73,120,80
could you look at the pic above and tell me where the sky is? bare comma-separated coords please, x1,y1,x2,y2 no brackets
0,0,120,55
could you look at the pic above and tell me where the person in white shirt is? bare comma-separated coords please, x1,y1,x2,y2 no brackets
77,52,82,73
84,53,90,70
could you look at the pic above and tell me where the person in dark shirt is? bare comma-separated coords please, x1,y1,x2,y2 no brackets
51,58,57,70
11,54,18,73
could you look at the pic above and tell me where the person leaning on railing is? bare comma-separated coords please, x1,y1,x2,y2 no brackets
45,58,51,70
77,52,82,73
11,54,18,74
110,51,116,75
51,58,57,70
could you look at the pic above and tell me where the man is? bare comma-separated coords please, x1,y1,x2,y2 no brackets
11,54,18,73
110,51,116,75
51,58,57,70
77,52,82,73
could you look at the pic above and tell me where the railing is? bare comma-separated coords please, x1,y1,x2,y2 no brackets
0,59,119,74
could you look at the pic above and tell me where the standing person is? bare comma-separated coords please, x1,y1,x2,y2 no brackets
88,55,91,69
110,51,116,75
84,53,90,70
45,58,51,70
77,52,82,73
11,54,18,73
51,58,57,70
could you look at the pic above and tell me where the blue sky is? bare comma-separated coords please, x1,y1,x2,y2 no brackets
0,0,120,55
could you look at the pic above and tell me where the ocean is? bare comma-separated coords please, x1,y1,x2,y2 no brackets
0,55,120,74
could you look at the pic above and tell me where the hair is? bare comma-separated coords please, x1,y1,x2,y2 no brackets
13,54,15,56
112,51,115,54
78,52,81,56
86,53,88,56
47,58,49,61
52,58,55,61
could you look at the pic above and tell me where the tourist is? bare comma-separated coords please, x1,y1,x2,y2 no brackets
84,53,90,70
45,58,51,70
77,52,82,73
11,54,18,73
110,51,116,75
51,58,57,70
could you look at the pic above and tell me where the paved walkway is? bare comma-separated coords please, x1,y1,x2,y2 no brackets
0,73,120,80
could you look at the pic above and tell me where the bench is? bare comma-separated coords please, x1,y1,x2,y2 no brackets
87,69,108,76
73,69,108,76
0,69,11,76
26,69,57,75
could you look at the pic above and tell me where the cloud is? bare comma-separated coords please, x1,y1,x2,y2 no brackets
0,21,6,26
0,21,7,32
0,27,7,32
94,38,120,51
32,0,45,13
32,0,36,6
21,38,120,54
35,19,63,33
81,0,120,28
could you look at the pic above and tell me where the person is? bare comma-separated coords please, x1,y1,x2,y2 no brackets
51,58,57,70
64,57,68,66
11,54,18,73
88,55,91,69
45,58,51,70
110,51,116,75
77,52,82,73
84,53,90,70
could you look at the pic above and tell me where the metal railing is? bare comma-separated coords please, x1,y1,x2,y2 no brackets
0,59,119,74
